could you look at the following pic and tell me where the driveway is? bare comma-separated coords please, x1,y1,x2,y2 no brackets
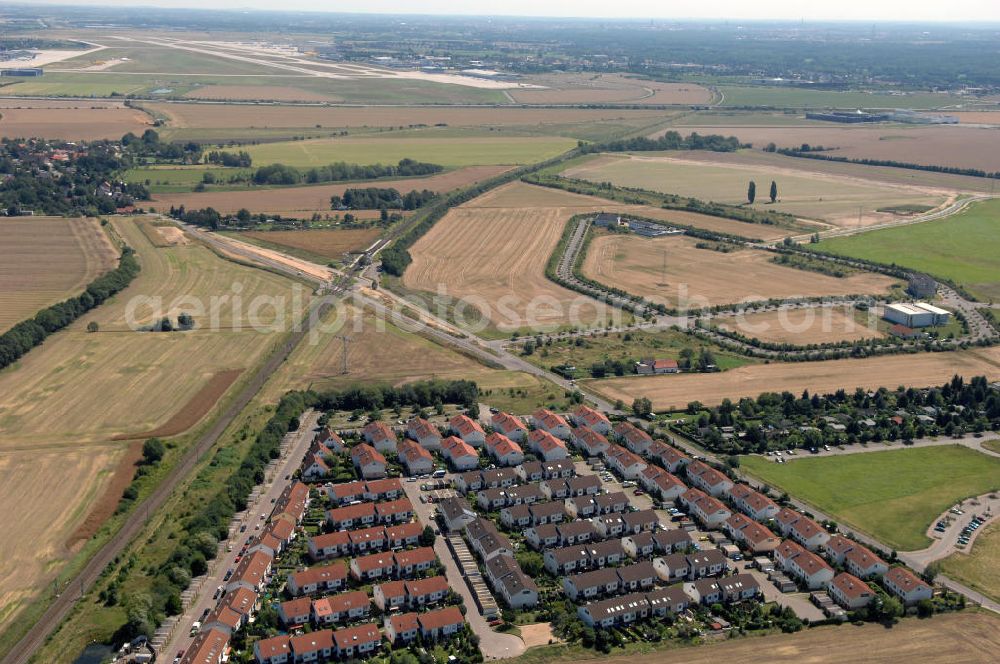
738,565,826,622
161,410,321,659
400,476,525,660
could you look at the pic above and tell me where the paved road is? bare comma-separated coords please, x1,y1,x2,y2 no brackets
161,410,321,659
399,478,526,659
900,493,999,569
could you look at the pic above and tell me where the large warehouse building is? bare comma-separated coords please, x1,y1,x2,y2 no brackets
883,302,951,328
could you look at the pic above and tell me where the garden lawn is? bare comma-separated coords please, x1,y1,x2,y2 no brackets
740,445,1000,551
819,199,1000,302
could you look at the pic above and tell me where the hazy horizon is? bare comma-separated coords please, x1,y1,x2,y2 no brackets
8,0,1000,23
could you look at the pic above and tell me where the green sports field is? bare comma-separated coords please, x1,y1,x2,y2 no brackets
819,199,1000,301
244,134,578,168
741,445,1000,551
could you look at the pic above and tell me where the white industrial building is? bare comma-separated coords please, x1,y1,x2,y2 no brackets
883,302,950,328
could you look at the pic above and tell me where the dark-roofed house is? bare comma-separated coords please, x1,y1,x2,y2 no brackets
563,568,621,601
557,520,598,547
645,585,692,617
616,560,658,592
653,528,693,555
466,517,514,561
623,509,659,534
685,549,727,579
717,574,761,602
622,531,655,559
576,592,649,629
684,578,722,605
485,554,539,608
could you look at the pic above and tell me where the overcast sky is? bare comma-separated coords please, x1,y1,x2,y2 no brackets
13,0,1000,22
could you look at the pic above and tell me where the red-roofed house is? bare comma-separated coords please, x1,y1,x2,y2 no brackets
685,461,734,497
351,443,387,480
649,443,691,473
829,572,875,610
362,421,398,453
333,623,382,658
883,567,933,605
385,522,422,549
394,546,437,578
226,550,272,594
605,445,648,480
441,436,479,471
418,606,465,641
532,408,571,440
327,502,377,530
287,563,348,596
373,580,407,612
613,421,654,455
729,484,780,521
636,358,679,374
485,432,525,466
571,426,610,457
398,439,434,476
315,426,345,452
350,552,396,582
449,414,486,447
572,405,611,434
639,466,687,501
254,634,291,664
278,597,313,627
180,626,229,664
302,452,332,480
406,417,441,450
527,429,569,461
326,480,366,505
375,497,413,524
384,612,420,644
725,513,780,553
309,531,350,561
492,412,528,442
313,590,371,625
290,629,335,662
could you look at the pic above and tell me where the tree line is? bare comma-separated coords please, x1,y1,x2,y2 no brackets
251,158,443,186
0,247,141,370
580,130,747,154
776,148,1000,180
330,187,436,211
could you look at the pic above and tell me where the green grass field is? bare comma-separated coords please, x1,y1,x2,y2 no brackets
125,166,254,193
243,134,577,168
563,152,943,223
717,85,969,109
741,445,1000,550
819,199,1000,301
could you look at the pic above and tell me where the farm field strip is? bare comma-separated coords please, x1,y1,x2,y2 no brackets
509,73,712,105
654,123,1000,173
149,165,512,216
0,103,153,141
563,152,948,225
739,446,1000,551
0,217,118,332
234,228,382,261
241,135,578,169
586,346,1000,410
580,233,898,309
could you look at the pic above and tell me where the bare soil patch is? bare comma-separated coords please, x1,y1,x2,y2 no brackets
0,216,118,332
112,369,243,441
661,124,1000,173
155,225,189,246
716,308,886,345
65,440,143,548
589,346,1000,410
581,233,897,308
0,105,151,140
146,102,665,129
151,165,510,216
519,623,560,649
238,228,381,259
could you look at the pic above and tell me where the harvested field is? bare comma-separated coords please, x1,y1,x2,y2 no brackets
581,233,898,309
659,123,1000,173
404,186,612,333
0,100,151,140
510,73,712,105
237,228,381,260
145,102,666,130
564,152,946,225
955,111,1000,125
150,165,510,216
716,307,886,345
0,445,123,633
587,346,1000,410
182,85,338,101
0,217,118,332
112,369,243,440
0,217,305,448
940,521,1000,603
593,611,999,664
65,440,143,547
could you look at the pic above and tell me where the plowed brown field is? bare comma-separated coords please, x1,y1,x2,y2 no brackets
588,346,1000,410
0,101,151,140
